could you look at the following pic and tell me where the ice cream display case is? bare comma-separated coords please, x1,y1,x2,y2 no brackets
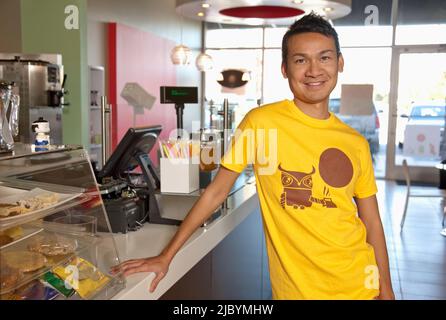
0,143,125,300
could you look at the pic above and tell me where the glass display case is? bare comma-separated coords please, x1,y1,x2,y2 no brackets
0,143,125,300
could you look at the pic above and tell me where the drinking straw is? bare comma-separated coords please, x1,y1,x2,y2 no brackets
163,144,171,159
158,141,165,158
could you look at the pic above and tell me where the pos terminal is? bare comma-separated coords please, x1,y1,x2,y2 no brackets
97,125,183,233
96,125,223,234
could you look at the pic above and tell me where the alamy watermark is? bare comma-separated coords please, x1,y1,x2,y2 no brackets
64,5,79,30
164,121,278,176
364,265,380,290
364,5,380,26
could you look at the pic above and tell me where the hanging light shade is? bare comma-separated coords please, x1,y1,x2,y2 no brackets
195,52,213,72
171,44,192,65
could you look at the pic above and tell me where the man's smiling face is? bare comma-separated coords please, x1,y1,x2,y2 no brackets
282,32,344,106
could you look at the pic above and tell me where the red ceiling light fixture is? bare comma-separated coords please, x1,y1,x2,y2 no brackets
175,0,352,25
220,5,305,19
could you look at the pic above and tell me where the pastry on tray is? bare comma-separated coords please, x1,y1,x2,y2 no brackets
0,192,60,218
0,260,23,292
2,251,47,273
28,235,77,256
2,226,23,239
0,203,28,218
17,192,59,211
0,234,13,247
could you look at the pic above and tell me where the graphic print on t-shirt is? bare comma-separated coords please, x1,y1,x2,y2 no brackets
279,148,354,210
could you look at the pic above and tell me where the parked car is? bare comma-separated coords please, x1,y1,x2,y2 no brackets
329,98,380,155
397,101,446,149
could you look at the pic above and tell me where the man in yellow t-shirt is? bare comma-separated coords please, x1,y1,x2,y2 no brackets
113,13,395,300
220,99,382,299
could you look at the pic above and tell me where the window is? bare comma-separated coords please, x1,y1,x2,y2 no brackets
396,0,446,45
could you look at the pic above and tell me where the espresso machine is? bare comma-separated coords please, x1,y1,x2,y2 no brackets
0,54,67,145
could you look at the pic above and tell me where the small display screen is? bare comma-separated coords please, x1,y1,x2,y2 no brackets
160,86,198,104
47,65,60,83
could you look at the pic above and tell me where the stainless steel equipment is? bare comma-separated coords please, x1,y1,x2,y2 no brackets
0,81,20,151
100,96,112,166
222,98,230,154
0,54,66,145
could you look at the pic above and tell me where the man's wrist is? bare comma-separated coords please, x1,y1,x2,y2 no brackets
379,280,395,298
380,279,393,290
159,250,174,264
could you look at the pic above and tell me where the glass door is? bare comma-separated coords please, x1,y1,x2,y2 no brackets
387,46,446,183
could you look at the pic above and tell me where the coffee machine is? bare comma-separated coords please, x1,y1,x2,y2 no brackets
0,54,67,145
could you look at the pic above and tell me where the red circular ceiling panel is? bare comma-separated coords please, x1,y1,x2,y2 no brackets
220,5,305,19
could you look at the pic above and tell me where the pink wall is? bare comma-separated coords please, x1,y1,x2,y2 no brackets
108,22,177,165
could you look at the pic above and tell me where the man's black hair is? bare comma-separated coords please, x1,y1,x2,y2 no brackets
282,12,341,64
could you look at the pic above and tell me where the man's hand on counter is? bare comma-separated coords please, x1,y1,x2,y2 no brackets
110,167,241,293
110,255,170,292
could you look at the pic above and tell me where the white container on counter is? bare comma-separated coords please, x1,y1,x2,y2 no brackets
160,157,199,194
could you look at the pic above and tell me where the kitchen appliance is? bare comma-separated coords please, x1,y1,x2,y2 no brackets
0,81,20,151
0,54,66,145
47,74,68,108
99,179,145,234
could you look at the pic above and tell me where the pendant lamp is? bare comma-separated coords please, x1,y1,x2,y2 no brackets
195,52,213,71
171,11,191,65
171,44,192,65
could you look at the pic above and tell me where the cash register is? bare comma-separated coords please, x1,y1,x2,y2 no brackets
96,125,222,234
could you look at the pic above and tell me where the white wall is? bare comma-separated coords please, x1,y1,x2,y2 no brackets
87,20,107,69
86,0,203,133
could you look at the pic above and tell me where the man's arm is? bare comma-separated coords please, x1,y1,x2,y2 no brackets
355,194,395,300
160,166,239,263
111,166,241,292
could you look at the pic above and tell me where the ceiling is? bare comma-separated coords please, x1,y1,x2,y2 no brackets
176,0,352,26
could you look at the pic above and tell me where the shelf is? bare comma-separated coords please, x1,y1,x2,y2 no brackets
0,187,91,231
68,274,125,300
90,144,102,150
0,225,44,250
89,106,101,110
0,228,94,295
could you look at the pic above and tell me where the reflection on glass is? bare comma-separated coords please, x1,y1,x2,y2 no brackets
395,53,446,167
396,24,446,45
204,49,262,103
205,28,263,48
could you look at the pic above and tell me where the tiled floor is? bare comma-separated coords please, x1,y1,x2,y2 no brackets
376,179,446,300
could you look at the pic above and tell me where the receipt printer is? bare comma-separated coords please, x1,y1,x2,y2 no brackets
98,179,146,234
103,197,141,234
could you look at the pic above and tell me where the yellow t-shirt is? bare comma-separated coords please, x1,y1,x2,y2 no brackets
221,99,380,300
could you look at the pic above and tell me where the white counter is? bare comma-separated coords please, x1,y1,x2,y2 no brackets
112,182,259,300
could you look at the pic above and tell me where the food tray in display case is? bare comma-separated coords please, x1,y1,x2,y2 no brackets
0,225,43,250
0,228,91,296
0,188,84,229
0,144,125,300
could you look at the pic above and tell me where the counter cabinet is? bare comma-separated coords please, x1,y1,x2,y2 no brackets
112,177,272,300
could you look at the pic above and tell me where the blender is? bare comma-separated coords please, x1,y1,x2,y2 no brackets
0,81,20,152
